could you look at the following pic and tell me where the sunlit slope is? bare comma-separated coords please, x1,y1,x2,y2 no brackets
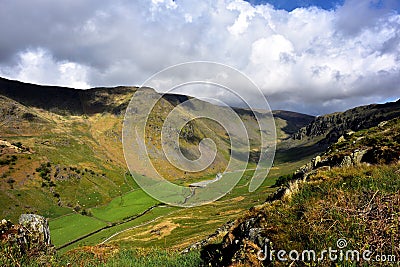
0,77,313,221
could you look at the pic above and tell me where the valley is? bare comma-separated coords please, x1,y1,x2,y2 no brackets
0,77,316,254
0,77,399,266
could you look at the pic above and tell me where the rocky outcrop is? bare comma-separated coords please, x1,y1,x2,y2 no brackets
181,220,235,253
292,100,400,145
0,214,54,265
0,139,33,154
18,214,51,246
201,216,268,267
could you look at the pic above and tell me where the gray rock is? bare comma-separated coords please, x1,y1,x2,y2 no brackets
19,214,51,245
340,155,353,167
352,149,367,165
314,155,321,166
248,228,265,248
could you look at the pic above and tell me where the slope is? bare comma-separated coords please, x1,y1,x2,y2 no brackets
203,117,400,266
0,77,313,251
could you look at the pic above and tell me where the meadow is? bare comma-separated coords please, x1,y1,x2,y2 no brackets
49,152,312,253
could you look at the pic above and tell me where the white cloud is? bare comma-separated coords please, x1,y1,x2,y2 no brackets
0,0,399,114
0,48,90,89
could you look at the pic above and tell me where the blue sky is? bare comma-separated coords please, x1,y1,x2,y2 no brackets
245,0,344,11
246,0,400,11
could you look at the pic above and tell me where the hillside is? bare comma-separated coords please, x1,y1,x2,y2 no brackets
202,117,400,266
0,77,314,254
275,99,400,166
281,99,400,149
0,77,399,266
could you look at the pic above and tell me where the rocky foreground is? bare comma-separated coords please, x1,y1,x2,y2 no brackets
0,214,54,266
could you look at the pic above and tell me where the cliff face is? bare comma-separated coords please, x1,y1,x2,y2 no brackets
292,100,400,144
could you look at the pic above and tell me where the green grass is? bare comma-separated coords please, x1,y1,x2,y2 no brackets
51,155,307,253
2,113,314,258
107,170,280,249
50,189,160,249
0,188,72,222
207,163,400,266
58,206,179,253
2,135,308,253
91,189,159,222
19,248,202,267
50,214,108,247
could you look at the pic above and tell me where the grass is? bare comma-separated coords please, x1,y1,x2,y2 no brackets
287,165,400,261
49,214,108,247
0,92,318,265
207,163,400,266
200,119,400,266
49,149,310,253
58,206,179,253
91,189,159,222
16,246,203,267
1,129,311,258
50,189,159,249
106,170,283,250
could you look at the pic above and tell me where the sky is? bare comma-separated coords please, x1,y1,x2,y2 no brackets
0,0,399,115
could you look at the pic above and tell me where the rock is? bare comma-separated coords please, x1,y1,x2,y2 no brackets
248,228,266,248
313,155,321,168
339,149,367,167
337,135,346,143
352,149,367,165
378,121,388,128
19,214,51,245
340,155,353,167
1,214,54,265
290,101,400,145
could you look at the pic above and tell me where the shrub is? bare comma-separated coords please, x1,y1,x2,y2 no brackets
11,142,23,149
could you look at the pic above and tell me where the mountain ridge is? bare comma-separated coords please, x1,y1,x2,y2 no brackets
0,77,399,265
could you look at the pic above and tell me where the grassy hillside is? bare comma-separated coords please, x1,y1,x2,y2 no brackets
9,115,400,267
203,118,400,266
1,77,399,266
0,77,314,255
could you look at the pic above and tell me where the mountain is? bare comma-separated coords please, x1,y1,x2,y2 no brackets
1,77,399,266
0,77,136,115
0,77,312,221
283,99,400,148
273,99,400,167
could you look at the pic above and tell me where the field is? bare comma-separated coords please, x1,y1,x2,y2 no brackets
49,150,314,254
0,82,319,258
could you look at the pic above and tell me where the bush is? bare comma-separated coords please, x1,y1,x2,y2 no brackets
11,142,23,149
36,163,51,180
74,205,82,212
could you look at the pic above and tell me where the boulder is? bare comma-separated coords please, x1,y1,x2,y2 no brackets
19,214,51,245
0,214,54,265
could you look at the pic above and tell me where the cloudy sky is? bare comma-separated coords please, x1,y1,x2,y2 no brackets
0,0,399,115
